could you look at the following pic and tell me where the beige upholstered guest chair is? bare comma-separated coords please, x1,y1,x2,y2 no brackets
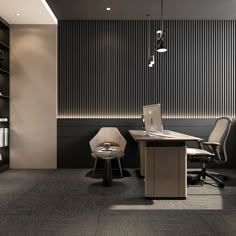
89,127,127,177
187,117,232,187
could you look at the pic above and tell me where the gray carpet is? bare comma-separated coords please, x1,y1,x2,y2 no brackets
0,169,236,236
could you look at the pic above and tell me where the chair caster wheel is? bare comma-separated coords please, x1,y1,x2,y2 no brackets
223,176,228,181
218,183,224,188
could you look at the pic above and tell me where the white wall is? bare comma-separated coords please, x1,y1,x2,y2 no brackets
10,25,57,169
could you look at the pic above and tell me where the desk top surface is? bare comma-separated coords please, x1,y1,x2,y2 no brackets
128,130,201,142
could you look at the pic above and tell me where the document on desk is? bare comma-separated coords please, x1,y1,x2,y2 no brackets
149,132,175,138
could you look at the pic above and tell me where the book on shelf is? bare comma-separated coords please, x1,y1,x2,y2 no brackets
0,128,8,147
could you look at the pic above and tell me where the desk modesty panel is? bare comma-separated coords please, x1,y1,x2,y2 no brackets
129,130,200,198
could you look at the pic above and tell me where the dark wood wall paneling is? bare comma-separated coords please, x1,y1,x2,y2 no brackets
58,20,235,119
58,20,236,168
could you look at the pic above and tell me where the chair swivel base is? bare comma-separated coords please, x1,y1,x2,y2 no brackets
103,159,113,187
188,170,226,188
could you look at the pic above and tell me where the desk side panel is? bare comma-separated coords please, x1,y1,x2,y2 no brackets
154,147,179,197
145,147,154,197
138,141,146,177
145,146,187,198
179,146,187,197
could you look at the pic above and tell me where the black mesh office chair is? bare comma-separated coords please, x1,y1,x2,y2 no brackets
187,117,232,187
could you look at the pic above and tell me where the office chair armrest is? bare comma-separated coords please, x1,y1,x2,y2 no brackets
203,141,220,146
203,142,221,162
196,138,204,149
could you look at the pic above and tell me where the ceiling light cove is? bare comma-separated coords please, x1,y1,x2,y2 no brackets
0,0,57,24
41,0,57,24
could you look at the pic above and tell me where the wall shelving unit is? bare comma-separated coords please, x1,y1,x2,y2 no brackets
0,17,9,172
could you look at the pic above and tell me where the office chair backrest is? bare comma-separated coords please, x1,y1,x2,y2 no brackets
89,127,127,152
208,117,231,162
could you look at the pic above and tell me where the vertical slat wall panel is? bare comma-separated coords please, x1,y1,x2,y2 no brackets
58,20,236,119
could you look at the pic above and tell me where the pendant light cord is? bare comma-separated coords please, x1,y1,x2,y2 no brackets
161,0,164,33
148,20,150,58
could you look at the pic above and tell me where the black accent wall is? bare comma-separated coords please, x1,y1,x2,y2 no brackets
58,20,236,119
58,20,236,168
58,119,236,168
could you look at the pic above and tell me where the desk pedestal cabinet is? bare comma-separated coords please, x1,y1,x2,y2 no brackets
129,130,200,199
145,142,186,198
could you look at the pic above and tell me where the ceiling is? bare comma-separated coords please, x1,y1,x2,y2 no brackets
0,0,235,25
45,0,236,20
0,0,57,24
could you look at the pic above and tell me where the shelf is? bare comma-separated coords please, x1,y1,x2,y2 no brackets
0,164,9,172
0,122,8,125
0,41,9,49
0,17,9,173
0,144,8,147
0,123,9,129
0,94,9,99
0,68,9,74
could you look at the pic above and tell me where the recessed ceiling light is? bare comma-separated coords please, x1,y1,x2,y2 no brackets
15,13,20,16
106,7,111,11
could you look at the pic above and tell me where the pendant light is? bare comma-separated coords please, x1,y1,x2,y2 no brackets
156,0,167,53
148,0,167,68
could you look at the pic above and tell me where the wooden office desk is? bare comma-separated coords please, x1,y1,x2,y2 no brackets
129,130,200,199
